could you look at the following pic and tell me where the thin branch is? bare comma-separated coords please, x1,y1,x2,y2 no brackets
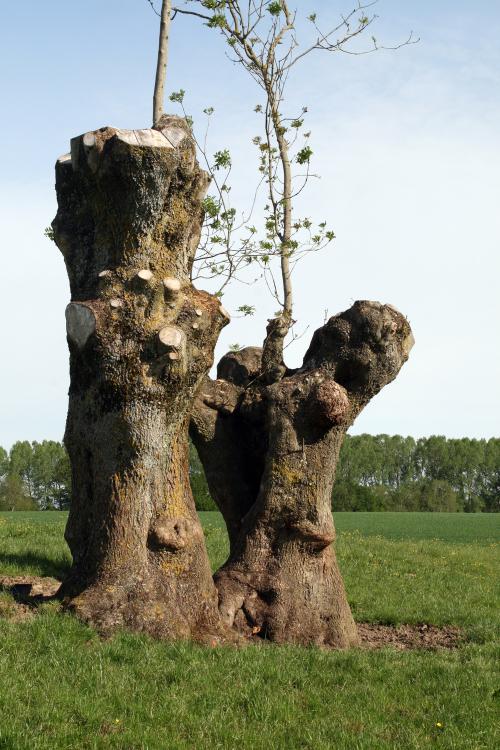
171,6,212,21
145,0,160,17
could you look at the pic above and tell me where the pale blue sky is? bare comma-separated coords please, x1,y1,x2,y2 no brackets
0,1,499,448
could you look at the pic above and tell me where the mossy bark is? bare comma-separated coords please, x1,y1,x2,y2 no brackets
191,302,414,647
53,117,229,640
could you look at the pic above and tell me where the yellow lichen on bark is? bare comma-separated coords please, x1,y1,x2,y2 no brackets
274,462,304,486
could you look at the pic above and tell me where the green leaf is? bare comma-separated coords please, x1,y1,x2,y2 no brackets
169,89,185,104
237,305,256,316
207,13,227,29
213,149,232,170
297,146,313,165
268,2,283,17
202,196,220,218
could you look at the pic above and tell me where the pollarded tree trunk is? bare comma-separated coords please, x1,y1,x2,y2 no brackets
52,116,231,640
191,301,414,647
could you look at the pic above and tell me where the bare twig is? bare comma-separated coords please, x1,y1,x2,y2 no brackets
145,0,160,17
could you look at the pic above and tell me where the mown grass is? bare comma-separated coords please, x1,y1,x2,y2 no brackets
0,512,498,750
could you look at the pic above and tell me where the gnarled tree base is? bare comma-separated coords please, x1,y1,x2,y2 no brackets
215,546,358,648
59,567,225,642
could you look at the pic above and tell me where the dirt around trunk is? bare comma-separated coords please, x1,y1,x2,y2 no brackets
0,575,462,651
357,623,462,651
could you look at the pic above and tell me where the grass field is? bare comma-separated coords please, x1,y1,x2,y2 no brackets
0,511,498,749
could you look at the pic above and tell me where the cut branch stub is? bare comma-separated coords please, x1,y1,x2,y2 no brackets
133,269,156,294
137,269,154,282
163,277,182,299
82,132,96,148
65,303,96,350
114,126,187,150
157,325,186,359
57,153,72,167
219,305,231,322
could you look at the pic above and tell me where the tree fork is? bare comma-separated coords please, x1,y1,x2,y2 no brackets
53,116,231,640
191,301,414,647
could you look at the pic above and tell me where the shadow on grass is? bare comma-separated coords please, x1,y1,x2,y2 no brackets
0,551,70,580
0,580,60,608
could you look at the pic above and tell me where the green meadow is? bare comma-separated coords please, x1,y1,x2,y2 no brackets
0,511,498,750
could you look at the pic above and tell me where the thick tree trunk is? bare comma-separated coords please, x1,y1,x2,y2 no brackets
52,116,230,640
191,301,414,647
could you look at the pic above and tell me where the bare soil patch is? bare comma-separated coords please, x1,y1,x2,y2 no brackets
358,622,462,650
0,575,61,613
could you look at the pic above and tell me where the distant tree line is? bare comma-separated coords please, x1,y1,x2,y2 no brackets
0,441,71,511
1,435,498,512
334,435,500,513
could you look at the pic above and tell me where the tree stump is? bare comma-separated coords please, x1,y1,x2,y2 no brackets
191,301,414,647
53,116,229,640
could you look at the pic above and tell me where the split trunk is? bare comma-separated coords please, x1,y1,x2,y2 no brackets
191,302,414,647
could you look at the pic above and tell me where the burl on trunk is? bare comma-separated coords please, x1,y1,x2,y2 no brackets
52,117,230,639
191,302,414,647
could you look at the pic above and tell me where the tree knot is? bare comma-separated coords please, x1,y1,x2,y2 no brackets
310,379,350,428
148,517,201,552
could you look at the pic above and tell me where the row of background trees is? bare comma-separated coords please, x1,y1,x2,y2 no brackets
0,441,71,511
1,436,498,513
334,435,499,513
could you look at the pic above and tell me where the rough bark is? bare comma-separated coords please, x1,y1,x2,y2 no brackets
191,301,414,647
52,115,230,640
